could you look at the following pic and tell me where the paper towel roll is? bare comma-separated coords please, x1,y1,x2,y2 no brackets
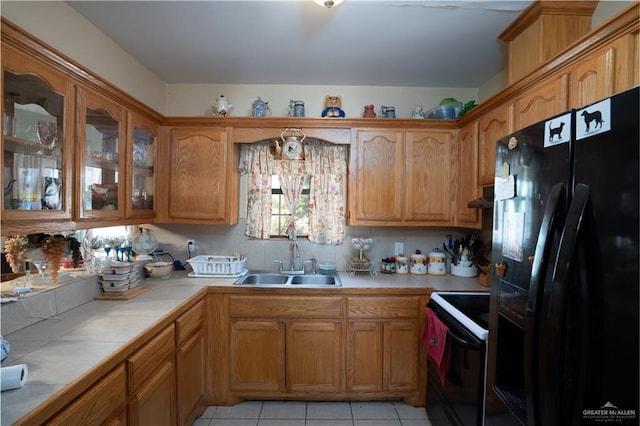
1,364,28,391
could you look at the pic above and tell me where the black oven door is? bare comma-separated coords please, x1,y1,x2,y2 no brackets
426,302,487,426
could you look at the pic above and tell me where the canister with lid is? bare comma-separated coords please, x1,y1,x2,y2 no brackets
410,252,427,275
427,248,447,276
396,255,409,274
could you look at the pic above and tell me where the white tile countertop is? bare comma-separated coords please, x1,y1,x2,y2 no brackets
0,268,488,424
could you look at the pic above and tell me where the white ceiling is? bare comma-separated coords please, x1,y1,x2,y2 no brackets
67,0,535,88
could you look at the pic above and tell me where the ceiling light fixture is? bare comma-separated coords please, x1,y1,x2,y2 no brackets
313,0,344,8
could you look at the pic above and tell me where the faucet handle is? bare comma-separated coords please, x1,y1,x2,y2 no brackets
305,257,318,274
273,259,284,273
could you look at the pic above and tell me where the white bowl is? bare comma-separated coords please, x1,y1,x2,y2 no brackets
144,261,173,278
451,264,478,277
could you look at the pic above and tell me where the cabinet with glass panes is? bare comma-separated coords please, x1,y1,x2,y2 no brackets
2,45,74,225
126,113,157,219
77,86,126,221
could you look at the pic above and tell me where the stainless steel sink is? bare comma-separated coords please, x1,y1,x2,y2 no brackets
234,272,342,287
237,273,290,285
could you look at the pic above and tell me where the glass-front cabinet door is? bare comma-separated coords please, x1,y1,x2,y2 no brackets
1,48,73,224
77,87,126,221
126,113,156,219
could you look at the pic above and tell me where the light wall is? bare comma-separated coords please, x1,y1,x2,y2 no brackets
167,83,477,118
0,1,167,114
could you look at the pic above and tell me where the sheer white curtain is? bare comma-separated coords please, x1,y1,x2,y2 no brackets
239,139,346,244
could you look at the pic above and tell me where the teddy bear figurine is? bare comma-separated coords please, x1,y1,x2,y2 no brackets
321,95,345,118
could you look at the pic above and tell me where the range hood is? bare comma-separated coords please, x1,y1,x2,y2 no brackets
468,186,494,209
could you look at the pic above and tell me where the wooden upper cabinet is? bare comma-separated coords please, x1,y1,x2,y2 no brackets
349,128,404,224
478,104,514,186
569,31,639,109
349,128,455,226
125,112,157,220
404,130,452,225
2,44,75,230
513,73,569,130
76,86,127,222
452,121,481,229
499,1,597,84
165,126,238,224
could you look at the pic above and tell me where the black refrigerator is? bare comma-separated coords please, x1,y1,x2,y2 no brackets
488,86,639,426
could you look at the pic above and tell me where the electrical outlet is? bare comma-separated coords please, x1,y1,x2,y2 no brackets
394,242,404,256
187,239,195,250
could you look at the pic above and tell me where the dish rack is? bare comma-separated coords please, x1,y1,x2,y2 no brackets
346,238,377,277
187,255,247,277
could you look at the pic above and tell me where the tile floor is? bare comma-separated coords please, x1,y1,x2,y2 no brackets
192,401,434,426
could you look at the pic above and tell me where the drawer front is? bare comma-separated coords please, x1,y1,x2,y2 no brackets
229,295,343,319
347,296,419,319
176,300,205,344
48,365,126,425
128,324,176,392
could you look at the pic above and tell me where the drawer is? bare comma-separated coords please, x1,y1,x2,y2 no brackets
48,365,126,425
347,296,419,319
176,300,204,344
128,324,175,392
229,295,343,319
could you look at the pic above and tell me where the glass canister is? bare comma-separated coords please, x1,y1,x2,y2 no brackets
410,252,427,275
427,248,447,276
380,258,396,274
396,255,409,274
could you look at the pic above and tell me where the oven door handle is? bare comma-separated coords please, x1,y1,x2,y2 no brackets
447,328,482,350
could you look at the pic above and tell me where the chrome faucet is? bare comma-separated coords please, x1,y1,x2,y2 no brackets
288,242,304,274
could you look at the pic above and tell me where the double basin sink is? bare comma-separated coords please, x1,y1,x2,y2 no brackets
234,272,342,287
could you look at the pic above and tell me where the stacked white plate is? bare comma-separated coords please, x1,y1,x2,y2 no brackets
99,263,143,293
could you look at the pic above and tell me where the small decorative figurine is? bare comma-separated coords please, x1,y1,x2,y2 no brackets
252,97,271,117
211,95,233,117
411,104,425,119
363,104,376,118
289,100,305,117
380,105,396,118
321,95,345,118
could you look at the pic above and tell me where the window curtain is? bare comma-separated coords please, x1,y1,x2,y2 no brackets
239,139,346,244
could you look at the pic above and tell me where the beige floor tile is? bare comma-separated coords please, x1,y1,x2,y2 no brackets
213,401,263,419
351,402,399,419
354,420,402,426
394,402,429,420
260,401,307,419
305,421,353,426
306,402,352,419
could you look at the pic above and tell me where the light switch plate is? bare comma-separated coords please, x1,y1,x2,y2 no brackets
394,242,404,256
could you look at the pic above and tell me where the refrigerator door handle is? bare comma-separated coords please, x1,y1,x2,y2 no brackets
524,182,565,426
544,183,600,425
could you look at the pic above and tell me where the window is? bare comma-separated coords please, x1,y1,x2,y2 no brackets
240,140,346,244
271,175,310,237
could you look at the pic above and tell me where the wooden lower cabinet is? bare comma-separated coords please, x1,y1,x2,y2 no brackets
176,300,206,426
128,325,177,426
346,297,421,396
286,321,343,393
224,292,427,405
129,360,175,426
230,320,285,392
228,295,345,397
48,365,127,425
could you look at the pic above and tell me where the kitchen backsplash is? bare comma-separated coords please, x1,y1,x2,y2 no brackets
148,221,491,273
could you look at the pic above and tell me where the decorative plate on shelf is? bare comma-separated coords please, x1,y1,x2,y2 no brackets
132,229,158,261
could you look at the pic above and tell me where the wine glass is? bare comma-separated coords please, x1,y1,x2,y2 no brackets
30,260,51,281
37,120,57,148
